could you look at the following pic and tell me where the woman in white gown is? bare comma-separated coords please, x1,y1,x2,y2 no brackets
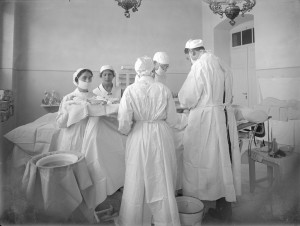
93,65,122,103
117,56,180,226
55,68,95,153
80,65,127,208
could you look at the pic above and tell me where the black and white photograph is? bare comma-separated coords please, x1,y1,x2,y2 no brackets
0,0,299,225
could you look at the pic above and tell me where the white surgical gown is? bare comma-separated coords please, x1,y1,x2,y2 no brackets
56,88,96,153
117,76,180,226
154,73,167,86
178,52,241,202
92,83,122,101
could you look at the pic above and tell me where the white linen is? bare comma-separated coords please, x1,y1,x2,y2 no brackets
22,151,95,222
81,115,126,207
4,113,59,154
117,76,180,226
178,52,240,202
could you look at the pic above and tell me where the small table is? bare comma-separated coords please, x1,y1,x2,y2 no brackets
22,151,97,222
248,146,299,193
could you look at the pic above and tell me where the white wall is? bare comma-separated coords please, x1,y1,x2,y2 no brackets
202,0,300,103
254,0,300,101
4,0,203,126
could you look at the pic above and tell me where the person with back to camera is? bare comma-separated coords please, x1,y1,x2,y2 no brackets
178,39,241,223
117,56,181,226
152,51,188,194
93,65,122,104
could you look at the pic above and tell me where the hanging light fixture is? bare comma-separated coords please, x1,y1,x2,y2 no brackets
203,0,256,26
115,0,142,18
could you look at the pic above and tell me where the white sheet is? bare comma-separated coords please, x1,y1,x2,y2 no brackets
4,113,59,154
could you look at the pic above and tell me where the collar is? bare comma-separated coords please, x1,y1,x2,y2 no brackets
139,75,154,83
99,83,113,95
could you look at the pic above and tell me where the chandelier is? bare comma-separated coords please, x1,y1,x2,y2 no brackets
115,0,142,18
203,0,256,26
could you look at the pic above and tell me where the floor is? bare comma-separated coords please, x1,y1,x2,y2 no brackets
1,141,299,225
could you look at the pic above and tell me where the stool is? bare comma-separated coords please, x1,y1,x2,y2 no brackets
248,146,297,193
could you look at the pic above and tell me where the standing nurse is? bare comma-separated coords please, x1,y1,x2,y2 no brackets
178,39,241,222
153,51,170,86
117,56,180,226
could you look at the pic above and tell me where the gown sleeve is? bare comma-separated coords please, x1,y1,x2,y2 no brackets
178,63,204,109
165,89,179,128
56,95,72,128
118,89,134,135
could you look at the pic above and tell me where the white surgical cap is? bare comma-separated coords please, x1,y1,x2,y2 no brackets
153,52,170,64
134,56,154,77
185,39,204,49
185,39,192,49
100,65,116,76
73,68,87,86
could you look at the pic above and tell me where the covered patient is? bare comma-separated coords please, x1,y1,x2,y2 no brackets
117,56,180,226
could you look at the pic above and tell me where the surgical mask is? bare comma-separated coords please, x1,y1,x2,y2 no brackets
155,67,166,76
190,58,197,65
77,80,91,91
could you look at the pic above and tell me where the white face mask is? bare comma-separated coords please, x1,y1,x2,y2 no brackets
77,80,91,91
155,67,166,76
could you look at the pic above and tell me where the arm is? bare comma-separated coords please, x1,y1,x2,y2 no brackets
56,96,69,128
165,89,179,128
178,64,204,109
117,89,134,135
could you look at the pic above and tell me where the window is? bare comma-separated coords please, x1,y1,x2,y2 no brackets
242,29,252,45
232,32,241,47
232,28,255,47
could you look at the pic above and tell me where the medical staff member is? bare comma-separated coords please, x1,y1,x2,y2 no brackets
153,51,170,85
93,65,122,102
56,68,95,152
178,39,241,222
117,56,180,226
152,51,187,191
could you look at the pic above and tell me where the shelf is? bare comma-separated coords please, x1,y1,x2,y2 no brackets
41,104,60,108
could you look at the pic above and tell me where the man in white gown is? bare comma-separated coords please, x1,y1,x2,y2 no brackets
117,56,180,226
178,39,241,222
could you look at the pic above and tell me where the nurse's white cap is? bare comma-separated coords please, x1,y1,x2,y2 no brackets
73,68,86,86
100,65,116,76
153,52,170,64
185,39,204,49
134,56,154,77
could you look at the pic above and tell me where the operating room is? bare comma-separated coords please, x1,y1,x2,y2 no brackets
0,0,300,225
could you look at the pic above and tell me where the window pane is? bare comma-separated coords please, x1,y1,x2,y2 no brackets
232,32,241,47
242,29,252,45
253,28,255,43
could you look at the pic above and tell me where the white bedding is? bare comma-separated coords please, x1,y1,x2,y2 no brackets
4,113,60,155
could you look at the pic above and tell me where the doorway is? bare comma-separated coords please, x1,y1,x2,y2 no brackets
214,16,256,107
230,22,255,107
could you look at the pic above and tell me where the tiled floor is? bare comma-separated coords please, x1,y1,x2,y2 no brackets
1,143,299,225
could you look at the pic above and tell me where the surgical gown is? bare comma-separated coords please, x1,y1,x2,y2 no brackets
56,88,95,153
178,52,241,202
93,83,122,101
117,76,180,226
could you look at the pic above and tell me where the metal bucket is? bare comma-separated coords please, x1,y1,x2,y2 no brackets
176,196,204,226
